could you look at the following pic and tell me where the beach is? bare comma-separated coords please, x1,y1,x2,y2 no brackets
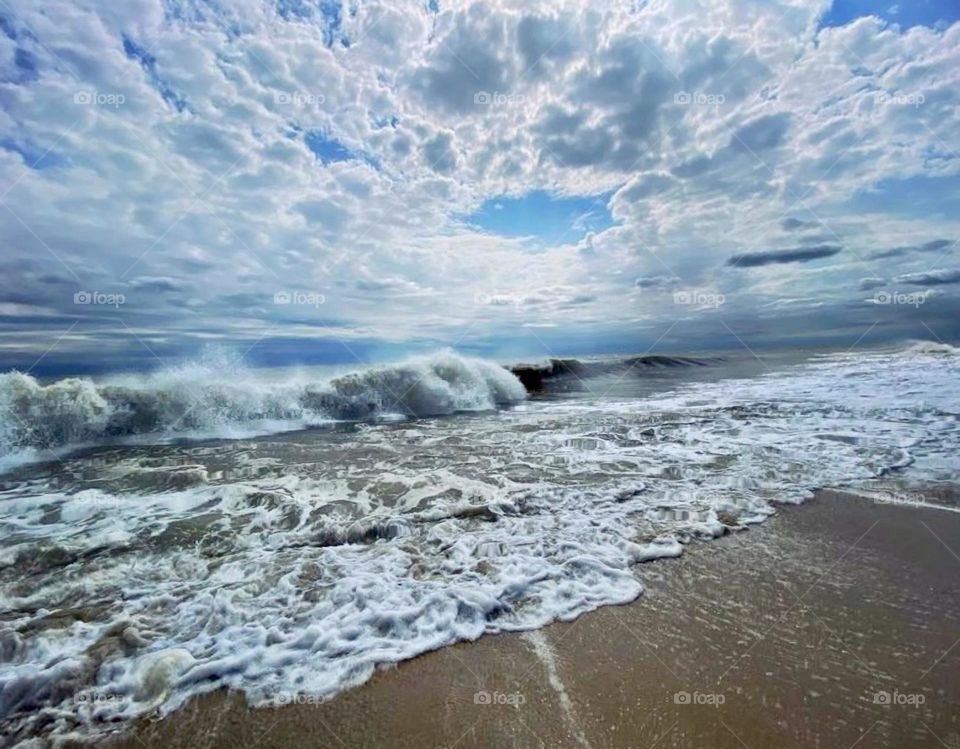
103,487,960,749
4,0,960,744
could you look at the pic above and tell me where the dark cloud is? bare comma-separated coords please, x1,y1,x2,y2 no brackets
869,246,907,260
896,269,960,286
517,16,577,77
409,13,509,115
535,37,673,171
858,277,886,291
781,217,818,231
870,238,954,260
727,244,842,268
422,132,458,174
729,113,791,153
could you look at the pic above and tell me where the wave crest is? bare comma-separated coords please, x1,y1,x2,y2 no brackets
0,351,526,459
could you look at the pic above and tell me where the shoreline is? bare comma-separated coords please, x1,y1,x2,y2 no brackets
90,487,960,749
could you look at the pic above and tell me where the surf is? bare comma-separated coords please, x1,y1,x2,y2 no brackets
0,350,527,464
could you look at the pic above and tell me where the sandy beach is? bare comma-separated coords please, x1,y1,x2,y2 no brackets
96,488,960,749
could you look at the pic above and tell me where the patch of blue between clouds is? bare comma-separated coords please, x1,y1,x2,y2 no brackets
304,129,379,169
819,0,960,31
122,37,188,112
847,174,960,220
465,190,615,247
276,0,351,47
0,137,66,169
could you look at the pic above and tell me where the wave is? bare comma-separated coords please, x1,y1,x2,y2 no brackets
0,351,526,461
902,339,960,356
508,354,721,392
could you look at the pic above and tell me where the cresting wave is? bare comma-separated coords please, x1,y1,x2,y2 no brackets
0,351,527,462
508,354,720,392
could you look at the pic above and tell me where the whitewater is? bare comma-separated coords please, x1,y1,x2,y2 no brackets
0,343,957,744
0,350,525,469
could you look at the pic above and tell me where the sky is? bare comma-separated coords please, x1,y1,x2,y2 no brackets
0,0,959,374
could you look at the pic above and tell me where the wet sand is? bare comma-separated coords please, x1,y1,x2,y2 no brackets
103,488,960,749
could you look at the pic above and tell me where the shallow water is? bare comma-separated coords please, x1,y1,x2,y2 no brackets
0,342,958,743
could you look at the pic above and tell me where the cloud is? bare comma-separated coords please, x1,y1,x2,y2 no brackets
729,113,792,153
129,276,184,292
634,275,680,289
858,277,886,291
409,7,510,115
516,15,577,77
895,269,960,286
781,218,818,231
727,246,843,268
421,131,458,174
869,238,954,259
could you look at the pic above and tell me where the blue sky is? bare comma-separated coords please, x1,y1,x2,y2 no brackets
465,191,615,246
848,174,960,220
0,0,958,374
819,0,960,31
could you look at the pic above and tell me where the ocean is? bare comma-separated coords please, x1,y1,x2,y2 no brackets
1,341,958,743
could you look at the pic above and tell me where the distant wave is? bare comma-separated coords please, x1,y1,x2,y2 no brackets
0,351,526,461
902,340,960,356
508,354,722,392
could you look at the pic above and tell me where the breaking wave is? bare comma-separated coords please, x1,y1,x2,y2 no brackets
0,351,526,462
507,354,721,392
902,340,960,356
